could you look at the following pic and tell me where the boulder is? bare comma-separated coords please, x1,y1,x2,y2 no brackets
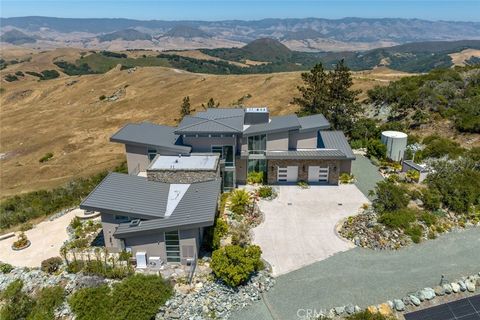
443,283,453,294
410,295,421,306
458,280,467,292
334,306,345,315
466,281,476,292
367,305,378,314
434,285,445,296
394,299,405,311
451,282,460,293
377,303,393,316
423,288,436,300
345,304,355,315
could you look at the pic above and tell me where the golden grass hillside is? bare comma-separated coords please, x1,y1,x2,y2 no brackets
0,48,408,198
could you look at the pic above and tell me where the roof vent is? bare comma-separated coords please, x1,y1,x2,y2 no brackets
129,219,141,227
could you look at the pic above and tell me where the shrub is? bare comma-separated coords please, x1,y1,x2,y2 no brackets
69,285,112,320
378,209,417,229
371,181,410,213
0,262,14,273
69,216,82,230
230,222,251,247
111,274,173,320
99,95,106,101
417,135,465,160
406,169,420,182
39,70,60,80
39,152,54,163
257,186,273,198
346,310,395,320
0,280,35,320
15,71,24,76
13,232,29,249
405,224,423,243
212,218,228,250
66,260,85,274
4,74,19,82
82,260,133,279
420,212,437,227
69,275,172,320
247,171,264,184
211,245,263,287
41,257,63,274
28,285,65,320
339,173,354,184
20,222,33,232
229,189,251,215
366,139,387,160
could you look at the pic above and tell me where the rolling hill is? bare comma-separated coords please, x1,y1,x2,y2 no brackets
2,16,480,52
0,29,36,45
98,29,152,42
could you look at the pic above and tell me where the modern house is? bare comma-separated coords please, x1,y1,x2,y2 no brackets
80,107,355,266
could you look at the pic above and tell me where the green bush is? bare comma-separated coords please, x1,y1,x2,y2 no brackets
421,188,442,211
229,189,251,215
339,173,354,184
366,139,387,160
69,275,172,320
346,310,395,320
39,70,60,80
257,186,273,198
39,152,54,163
247,171,264,184
378,209,417,229
0,262,14,273
0,162,127,230
416,135,465,161
82,260,133,279
371,181,410,213
212,218,228,250
69,285,112,320
66,260,85,274
28,285,65,320
111,274,173,320
99,95,106,101
20,222,33,232
211,245,263,287
420,212,437,227
69,216,82,230
4,74,19,82
0,280,35,320
41,257,63,274
405,224,423,243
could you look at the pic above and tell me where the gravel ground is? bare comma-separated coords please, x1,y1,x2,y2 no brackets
351,154,383,199
233,227,480,320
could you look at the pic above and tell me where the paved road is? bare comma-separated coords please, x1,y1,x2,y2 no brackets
233,228,480,320
352,154,384,199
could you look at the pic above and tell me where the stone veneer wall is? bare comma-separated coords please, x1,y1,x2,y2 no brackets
147,168,220,184
267,159,341,185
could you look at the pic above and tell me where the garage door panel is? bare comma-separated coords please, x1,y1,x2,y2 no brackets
308,166,329,182
277,166,298,182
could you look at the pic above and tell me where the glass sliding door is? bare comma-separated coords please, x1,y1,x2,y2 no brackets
247,134,266,154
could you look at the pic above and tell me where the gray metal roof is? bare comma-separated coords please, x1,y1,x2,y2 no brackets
319,131,356,160
114,179,221,237
298,114,330,132
80,173,220,224
110,122,191,152
403,160,428,172
266,149,347,159
175,108,244,134
243,115,301,136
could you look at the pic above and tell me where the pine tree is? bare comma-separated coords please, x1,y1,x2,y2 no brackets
293,60,362,133
202,97,220,109
180,96,191,119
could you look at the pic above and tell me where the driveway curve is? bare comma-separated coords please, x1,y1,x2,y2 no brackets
234,227,480,320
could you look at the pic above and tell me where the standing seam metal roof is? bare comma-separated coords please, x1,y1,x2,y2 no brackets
175,108,245,134
318,131,356,159
297,114,331,131
110,122,191,152
243,115,301,136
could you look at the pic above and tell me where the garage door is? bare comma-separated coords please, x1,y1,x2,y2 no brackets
308,166,329,183
277,166,298,182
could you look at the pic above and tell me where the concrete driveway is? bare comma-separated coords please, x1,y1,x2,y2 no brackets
0,209,81,267
252,184,369,276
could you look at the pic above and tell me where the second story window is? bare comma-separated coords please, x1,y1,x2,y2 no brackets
212,146,234,167
248,134,266,154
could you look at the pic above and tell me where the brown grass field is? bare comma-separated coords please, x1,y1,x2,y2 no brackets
0,47,470,199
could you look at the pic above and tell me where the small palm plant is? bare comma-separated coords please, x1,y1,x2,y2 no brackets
229,189,251,215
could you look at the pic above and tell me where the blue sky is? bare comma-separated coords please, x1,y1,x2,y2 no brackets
1,1,479,22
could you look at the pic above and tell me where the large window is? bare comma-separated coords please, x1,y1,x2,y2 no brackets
211,145,234,167
247,159,266,174
223,170,234,190
165,230,181,263
247,134,266,154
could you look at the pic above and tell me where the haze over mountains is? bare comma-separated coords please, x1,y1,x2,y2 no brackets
1,16,480,51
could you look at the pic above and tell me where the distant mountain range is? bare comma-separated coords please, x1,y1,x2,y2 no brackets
1,16,480,51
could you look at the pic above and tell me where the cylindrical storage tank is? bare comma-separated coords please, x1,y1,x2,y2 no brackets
381,131,408,161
